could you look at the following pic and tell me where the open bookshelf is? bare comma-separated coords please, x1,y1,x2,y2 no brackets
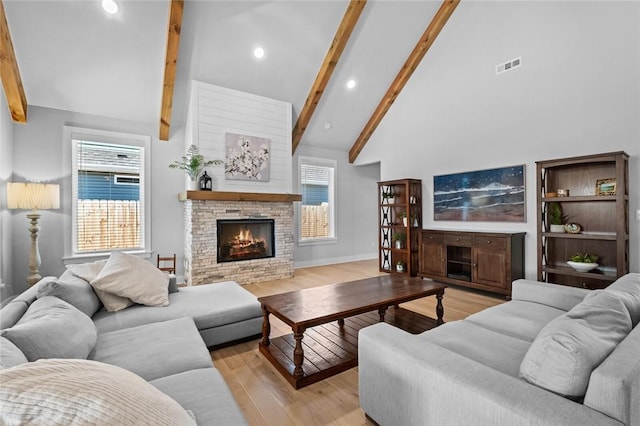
536,151,629,289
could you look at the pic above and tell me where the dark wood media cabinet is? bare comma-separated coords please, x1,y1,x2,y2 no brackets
418,229,525,298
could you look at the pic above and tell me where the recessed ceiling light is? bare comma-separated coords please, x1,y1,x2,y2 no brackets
101,0,119,14
346,79,357,90
254,47,265,59
324,122,332,130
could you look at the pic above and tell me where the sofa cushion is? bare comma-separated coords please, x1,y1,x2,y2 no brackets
92,281,262,335
417,320,531,378
519,291,632,398
36,269,102,317
89,317,213,382
0,336,27,369
90,252,169,308
0,296,97,361
511,279,590,311
584,323,640,425
0,359,196,425
150,368,248,426
0,301,28,329
603,273,640,326
465,300,566,342
67,259,133,312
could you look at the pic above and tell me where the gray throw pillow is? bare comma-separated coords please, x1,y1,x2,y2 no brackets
167,274,178,294
519,291,631,398
67,260,133,312
0,296,97,361
36,269,102,317
604,273,640,326
0,336,28,369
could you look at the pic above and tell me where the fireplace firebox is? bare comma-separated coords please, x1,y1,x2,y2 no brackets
217,219,275,263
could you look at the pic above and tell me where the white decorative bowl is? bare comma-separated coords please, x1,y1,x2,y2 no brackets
567,261,599,272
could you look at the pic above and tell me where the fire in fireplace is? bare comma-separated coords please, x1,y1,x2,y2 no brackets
217,219,275,263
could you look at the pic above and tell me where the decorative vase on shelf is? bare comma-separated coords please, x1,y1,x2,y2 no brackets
188,179,199,191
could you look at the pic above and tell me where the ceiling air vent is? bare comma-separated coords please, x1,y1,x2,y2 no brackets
496,57,521,75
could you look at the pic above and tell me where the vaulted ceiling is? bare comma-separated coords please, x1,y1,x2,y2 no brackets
2,0,459,161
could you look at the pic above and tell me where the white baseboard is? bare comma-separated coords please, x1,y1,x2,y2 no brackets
294,252,377,269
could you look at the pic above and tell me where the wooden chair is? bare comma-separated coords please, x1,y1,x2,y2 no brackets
157,254,176,274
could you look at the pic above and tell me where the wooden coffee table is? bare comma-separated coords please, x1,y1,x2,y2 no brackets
258,275,446,389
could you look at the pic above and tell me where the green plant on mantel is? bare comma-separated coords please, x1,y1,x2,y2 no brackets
169,145,223,181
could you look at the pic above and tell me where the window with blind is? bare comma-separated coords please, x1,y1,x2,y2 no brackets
66,126,151,256
298,156,336,243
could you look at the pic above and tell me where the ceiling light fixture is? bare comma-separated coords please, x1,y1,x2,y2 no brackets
101,0,119,14
254,47,265,59
346,79,357,90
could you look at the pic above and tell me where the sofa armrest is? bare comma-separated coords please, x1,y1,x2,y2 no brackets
511,279,591,311
358,323,622,426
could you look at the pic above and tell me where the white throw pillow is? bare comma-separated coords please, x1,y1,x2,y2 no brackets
0,359,196,425
90,252,170,308
67,260,133,312
519,291,632,398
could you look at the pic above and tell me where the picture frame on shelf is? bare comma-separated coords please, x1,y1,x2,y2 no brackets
595,178,616,195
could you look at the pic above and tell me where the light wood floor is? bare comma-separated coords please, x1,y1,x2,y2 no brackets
211,259,504,426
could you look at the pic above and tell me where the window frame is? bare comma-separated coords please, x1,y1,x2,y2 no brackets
297,155,337,246
63,126,151,262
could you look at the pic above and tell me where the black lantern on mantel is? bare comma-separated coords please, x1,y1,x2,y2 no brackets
199,171,212,191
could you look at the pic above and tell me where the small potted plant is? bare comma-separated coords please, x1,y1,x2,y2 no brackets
393,231,406,249
382,189,395,204
567,252,599,272
547,202,568,233
169,145,223,190
400,211,408,227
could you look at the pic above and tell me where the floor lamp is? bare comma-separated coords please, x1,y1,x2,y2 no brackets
7,182,60,286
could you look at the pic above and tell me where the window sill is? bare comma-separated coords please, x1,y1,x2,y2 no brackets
298,237,338,247
62,250,152,265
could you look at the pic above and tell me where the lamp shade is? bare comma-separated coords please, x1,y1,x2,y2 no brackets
7,182,60,210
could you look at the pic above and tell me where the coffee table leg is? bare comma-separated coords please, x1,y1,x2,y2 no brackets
337,318,345,327
436,291,444,325
293,328,305,378
378,306,387,322
261,305,271,346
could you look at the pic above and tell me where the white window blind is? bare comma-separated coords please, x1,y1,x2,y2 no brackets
66,126,150,257
298,156,336,242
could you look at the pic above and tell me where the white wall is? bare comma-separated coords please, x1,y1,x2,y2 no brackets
293,145,379,268
0,89,14,300
356,1,640,278
10,106,185,295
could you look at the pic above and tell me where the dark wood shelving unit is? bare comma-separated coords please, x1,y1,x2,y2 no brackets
536,151,629,289
378,179,422,276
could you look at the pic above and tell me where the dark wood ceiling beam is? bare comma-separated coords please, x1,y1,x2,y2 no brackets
292,0,367,154
0,0,27,123
159,0,184,141
348,0,460,163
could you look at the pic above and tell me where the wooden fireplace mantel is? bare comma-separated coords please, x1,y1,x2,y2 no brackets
178,191,302,203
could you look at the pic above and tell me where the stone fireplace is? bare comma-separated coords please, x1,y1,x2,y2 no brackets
181,191,299,286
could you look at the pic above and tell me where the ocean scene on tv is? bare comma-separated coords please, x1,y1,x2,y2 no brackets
434,165,525,222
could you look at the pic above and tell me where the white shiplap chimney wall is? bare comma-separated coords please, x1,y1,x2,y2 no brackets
186,81,293,193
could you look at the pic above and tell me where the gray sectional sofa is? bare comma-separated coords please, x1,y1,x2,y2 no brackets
359,273,640,426
0,268,263,425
